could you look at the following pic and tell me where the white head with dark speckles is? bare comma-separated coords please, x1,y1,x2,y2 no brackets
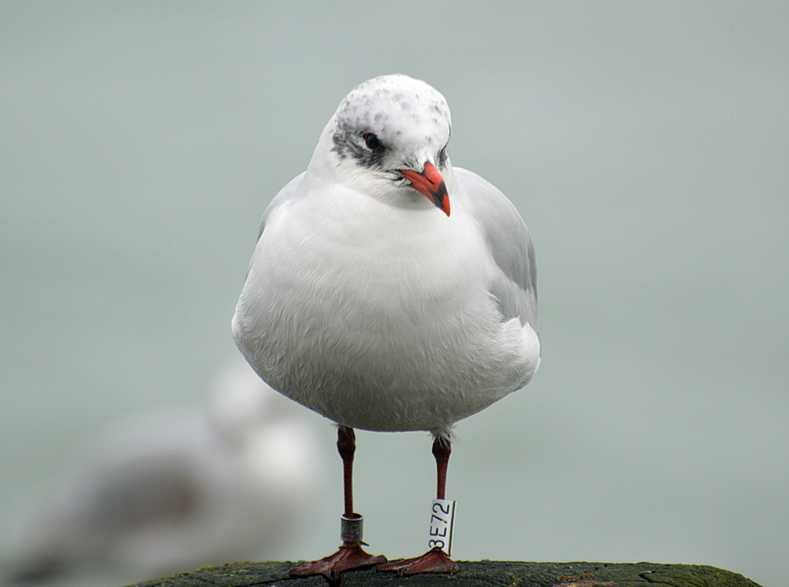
309,74,453,216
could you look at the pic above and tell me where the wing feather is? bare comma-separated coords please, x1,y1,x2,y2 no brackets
256,172,307,241
454,167,538,327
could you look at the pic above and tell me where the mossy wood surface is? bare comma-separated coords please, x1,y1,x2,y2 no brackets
135,560,760,586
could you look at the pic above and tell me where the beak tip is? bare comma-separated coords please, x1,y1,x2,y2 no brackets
401,164,451,217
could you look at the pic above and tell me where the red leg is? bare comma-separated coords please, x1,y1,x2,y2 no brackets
339,425,356,517
378,435,459,575
289,426,386,580
434,434,450,500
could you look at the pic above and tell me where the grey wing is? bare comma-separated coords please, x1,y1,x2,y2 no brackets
11,437,206,580
242,172,308,280
75,453,204,533
256,172,307,241
454,167,538,327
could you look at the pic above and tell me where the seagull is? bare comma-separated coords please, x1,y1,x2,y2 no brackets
7,359,317,584
233,74,540,579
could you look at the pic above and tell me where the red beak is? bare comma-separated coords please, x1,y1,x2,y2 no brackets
400,162,451,216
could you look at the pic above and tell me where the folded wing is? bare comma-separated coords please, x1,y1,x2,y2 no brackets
454,167,538,328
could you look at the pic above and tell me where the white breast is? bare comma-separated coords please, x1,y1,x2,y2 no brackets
233,183,539,434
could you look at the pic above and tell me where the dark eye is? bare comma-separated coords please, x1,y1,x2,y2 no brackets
438,145,448,168
362,132,384,152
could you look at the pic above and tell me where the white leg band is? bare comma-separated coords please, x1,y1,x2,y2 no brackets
427,499,456,555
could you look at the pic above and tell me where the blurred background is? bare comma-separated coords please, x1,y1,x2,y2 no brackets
1,1,787,586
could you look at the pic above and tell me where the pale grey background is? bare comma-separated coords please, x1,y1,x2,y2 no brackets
1,1,787,586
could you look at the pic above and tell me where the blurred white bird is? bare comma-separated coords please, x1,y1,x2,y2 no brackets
7,358,318,584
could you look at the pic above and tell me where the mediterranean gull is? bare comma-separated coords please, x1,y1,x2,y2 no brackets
8,358,317,583
233,74,540,578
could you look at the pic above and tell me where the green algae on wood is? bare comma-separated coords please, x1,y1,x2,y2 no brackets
133,560,761,586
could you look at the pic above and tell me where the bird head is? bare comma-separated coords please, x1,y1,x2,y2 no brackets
312,74,453,216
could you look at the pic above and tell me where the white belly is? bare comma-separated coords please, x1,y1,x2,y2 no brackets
232,188,539,433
